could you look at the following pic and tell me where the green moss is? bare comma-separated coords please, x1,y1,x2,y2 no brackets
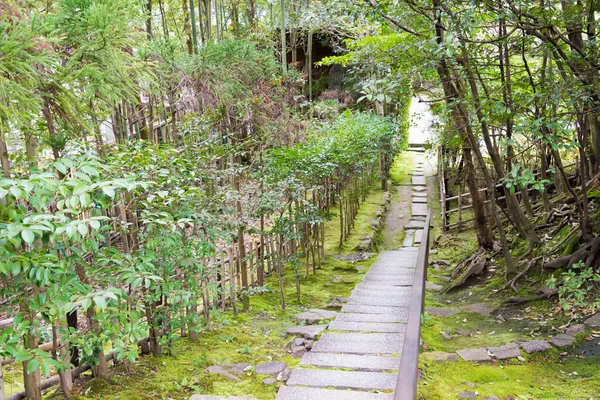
390,151,416,186
419,355,600,399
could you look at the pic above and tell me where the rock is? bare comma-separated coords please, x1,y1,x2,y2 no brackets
256,362,289,378
456,348,491,362
426,281,444,292
305,340,314,349
584,313,600,327
485,397,500,400
550,334,575,348
262,378,276,385
286,325,327,340
190,396,227,400
519,340,552,354
296,309,337,325
422,351,458,363
206,363,251,382
426,306,460,317
488,343,521,360
330,276,343,284
441,329,454,340
293,338,306,347
355,266,368,273
291,345,307,357
333,252,375,262
461,303,494,317
458,391,477,398
465,382,476,388
327,297,349,309
566,324,586,335
437,259,451,266
496,314,506,322
456,328,471,337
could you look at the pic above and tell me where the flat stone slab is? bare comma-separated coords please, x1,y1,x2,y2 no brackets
566,324,586,335
425,281,444,291
426,306,460,317
300,352,399,371
456,348,491,362
362,276,414,287
489,343,521,360
311,333,403,354
256,361,289,378
520,340,552,354
328,321,406,333
412,192,427,197
287,369,397,391
411,171,424,176
458,392,477,399
550,334,575,347
412,203,428,216
422,351,458,363
414,229,423,244
461,303,494,317
276,386,393,400
207,363,251,382
404,220,426,229
352,287,412,296
403,230,414,247
584,313,600,327
297,309,337,324
413,186,426,192
335,312,408,323
412,176,426,186
347,293,411,307
412,197,427,203
191,396,256,400
286,325,328,340
342,304,408,315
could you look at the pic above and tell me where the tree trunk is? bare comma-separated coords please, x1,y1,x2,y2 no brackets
0,120,11,178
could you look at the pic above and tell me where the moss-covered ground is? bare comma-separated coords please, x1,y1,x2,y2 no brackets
55,184,387,399
419,172,600,399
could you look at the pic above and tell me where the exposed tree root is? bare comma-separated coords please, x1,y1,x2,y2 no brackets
444,247,495,292
504,287,559,305
544,236,600,269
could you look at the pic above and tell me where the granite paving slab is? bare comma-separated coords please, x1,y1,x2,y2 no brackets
311,333,403,354
287,369,397,391
412,203,428,216
362,276,414,286
347,293,411,307
413,186,426,192
402,230,414,247
412,176,426,186
405,220,426,229
334,312,408,323
286,325,328,340
328,321,406,333
520,340,552,354
275,386,393,400
342,304,408,315
300,352,400,372
425,306,460,317
414,230,423,244
412,197,427,203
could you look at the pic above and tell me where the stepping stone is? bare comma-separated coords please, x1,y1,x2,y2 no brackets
426,306,460,317
364,268,415,277
412,197,427,203
297,309,337,325
342,304,408,315
412,203,428,216
328,321,406,333
286,325,327,340
311,333,403,354
566,324,586,335
287,369,397,391
413,186,426,192
488,343,521,360
300,352,400,371
413,192,427,197
550,334,575,347
461,303,494,317
458,392,477,399
403,230,414,247
361,277,414,287
352,287,412,296
519,340,552,354
584,313,600,327
405,220,426,229
334,312,408,323
456,348,491,362
422,351,458,363
207,363,251,382
412,176,426,186
411,172,424,176
276,386,393,400
256,361,290,379
412,215,427,221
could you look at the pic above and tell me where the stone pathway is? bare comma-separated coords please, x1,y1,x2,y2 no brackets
275,146,429,398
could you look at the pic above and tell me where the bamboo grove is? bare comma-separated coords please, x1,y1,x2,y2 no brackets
0,1,412,398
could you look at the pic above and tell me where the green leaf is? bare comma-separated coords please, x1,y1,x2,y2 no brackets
89,220,101,230
21,229,35,245
93,296,107,310
77,223,89,237
26,358,39,374
15,350,31,362
103,186,115,198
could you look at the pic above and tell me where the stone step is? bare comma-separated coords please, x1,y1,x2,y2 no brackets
404,220,425,229
276,386,393,400
287,369,397,391
412,176,426,186
412,197,427,203
341,304,408,315
402,231,414,247
300,352,400,371
362,276,414,286
363,271,415,280
334,312,408,323
412,192,427,197
352,287,412,296
362,267,415,276
311,333,403,355
328,320,406,333
347,295,411,308
412,203,428,216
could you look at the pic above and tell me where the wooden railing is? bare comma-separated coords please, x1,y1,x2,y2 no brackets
394,211,431,400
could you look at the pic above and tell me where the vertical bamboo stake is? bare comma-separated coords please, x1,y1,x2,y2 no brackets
226,249,237,315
